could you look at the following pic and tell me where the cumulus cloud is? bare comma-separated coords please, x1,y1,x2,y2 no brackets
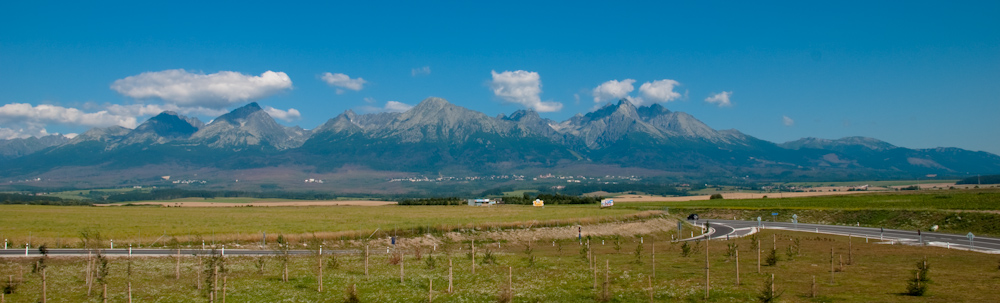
639,79,682,103
321,72,367,94
111,69,292,108
263,106,302,122
705,91,733,107
0,103,138,128
489,70,562,112
358,101,414,113
783,115,795,126
411,66,431,77
0,126,49,140
384,101,414,112
592,79,636,103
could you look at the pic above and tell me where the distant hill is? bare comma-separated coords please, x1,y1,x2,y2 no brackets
1,97,999,187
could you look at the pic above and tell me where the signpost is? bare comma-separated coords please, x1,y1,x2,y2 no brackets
967,232,975,248
677,221,683,235
771,212,778,223
792,214,798,229
756,216,762,228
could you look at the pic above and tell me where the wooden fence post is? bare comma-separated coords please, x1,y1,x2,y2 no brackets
705,238,710,300
848,234,853,265
811,275,817,297
365,245,369,276
471,240,475,275
829,248,834,284
735,249,740,286
400,250,405,284
604,260,610,300
651,242,655,280
508,266,513,299
176,248,181,279
318,246,323,293
647,276,653,303
757,239,761,274
448,257,453,293
87,250,93,296
222,275,227,303
41,268,46,303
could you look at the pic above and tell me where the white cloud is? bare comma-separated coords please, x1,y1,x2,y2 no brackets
639,79,682,103
363,97,377,104
111,69,292,108
0,127,48,140
411,66,431,77
384,101,414,112
321,72,367,94
592,79,636,103
705,91,733,107
263,106,302,122
489,70,562,112
783,115,795,126
0,103,138,128
358,101,414,113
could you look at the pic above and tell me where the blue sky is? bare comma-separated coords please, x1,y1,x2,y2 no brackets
2,1,998,154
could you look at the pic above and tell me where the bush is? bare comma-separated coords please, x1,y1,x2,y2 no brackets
905,259,930,296
680,242,692,257
757,274,782,302
710,194,724,200
765,248,779,266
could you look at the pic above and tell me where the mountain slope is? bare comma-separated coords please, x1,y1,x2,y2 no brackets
1,97,999,184
0,135,69,159
190,102,307,150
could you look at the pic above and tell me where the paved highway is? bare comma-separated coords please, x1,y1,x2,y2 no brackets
691,219,1000,254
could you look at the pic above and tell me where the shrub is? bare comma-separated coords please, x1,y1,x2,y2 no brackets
757,274,782,302
344,284,360,303
680,242,692,257
424,255,436,269
905,258,930,296
710,194,724,200
481,249,497,265
634,242,644,264
765,248,779,266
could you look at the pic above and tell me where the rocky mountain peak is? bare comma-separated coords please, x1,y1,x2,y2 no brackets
133,111,200,138
213,102,263,125
636,103,671,120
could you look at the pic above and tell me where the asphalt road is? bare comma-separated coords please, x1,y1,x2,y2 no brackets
691,219,1000,254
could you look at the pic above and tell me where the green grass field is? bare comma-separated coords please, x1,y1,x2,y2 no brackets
0,204,647,248
1,230,998,302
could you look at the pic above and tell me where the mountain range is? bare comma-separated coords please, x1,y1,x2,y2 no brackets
2,97,999,187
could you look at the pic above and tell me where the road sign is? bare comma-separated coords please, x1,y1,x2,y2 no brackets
771,212,778,216
677,221,683,233
792,214,798,220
